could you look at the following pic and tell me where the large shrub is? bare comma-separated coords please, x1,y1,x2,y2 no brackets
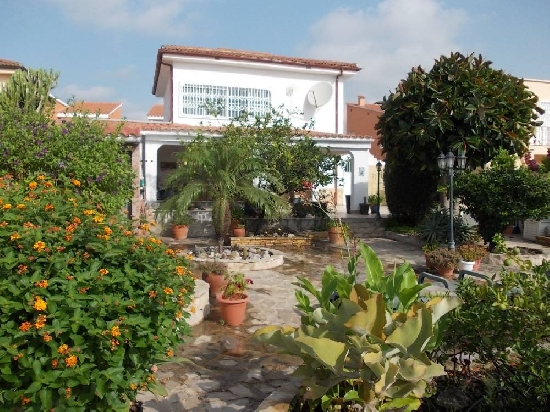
0,174,194,411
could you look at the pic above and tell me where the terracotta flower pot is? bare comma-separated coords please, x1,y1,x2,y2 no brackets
435,266,455,280
232,227,246,237
328,226,345,246
172,224,189,240
473,259,481,271
216,294,249,326
202,273,227,297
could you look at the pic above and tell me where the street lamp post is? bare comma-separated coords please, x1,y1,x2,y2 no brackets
376,161,382,218
437,151,466,250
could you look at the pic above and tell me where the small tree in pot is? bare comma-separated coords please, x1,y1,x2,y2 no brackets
425,247,461,279
197,261,228,297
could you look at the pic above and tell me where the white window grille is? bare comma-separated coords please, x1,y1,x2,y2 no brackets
181,84,271,118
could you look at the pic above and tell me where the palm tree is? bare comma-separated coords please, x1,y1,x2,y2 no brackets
157,134,288,250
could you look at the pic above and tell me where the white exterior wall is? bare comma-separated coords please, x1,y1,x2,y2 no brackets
169,60,346,134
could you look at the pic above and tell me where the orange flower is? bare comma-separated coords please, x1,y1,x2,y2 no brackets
51,359,58,369
104,226,112,235
33,241,46,252
78,287,89,294
43,333,52,342
175,266,185,276
28,181,37,190
72,217,81,224
110,326,121,337
13,353,23,361
35,280,48,288
19,322,32,332
92,215,104,223
10,233,20,241
23,221,36,228
2,203,12,210
189,306,196,314
21,396,31,405
83,209,94,215
57,344,70,355
37,175,45,180
66,275,74,280
130,383,138,391
65,387,71,398
43,181,53,187
163,287,173,295
17,264,28,274
64,234,73,242
165,249,175,256
166,348,174,357
16,203,26,209
65,355,78,367
148,290,157,298
99,268,109,276
72,179,81,187
33,296,47,311
44,203,54,211
83,252,90,259
35,314,47,329
0,221,7,227
123,230,133,236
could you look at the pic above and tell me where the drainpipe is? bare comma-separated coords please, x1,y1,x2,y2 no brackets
335,68,343,134
140,134,146,200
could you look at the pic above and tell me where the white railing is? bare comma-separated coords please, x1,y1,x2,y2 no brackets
530,126,550,146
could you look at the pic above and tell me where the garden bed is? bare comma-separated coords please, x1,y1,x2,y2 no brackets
230,235,314,248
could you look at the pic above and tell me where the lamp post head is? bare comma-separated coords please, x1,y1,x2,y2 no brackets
376,161,382,172
457,152,467,171
445,151,455,169
437,153,446,171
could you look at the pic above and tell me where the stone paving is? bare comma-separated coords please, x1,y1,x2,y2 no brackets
136,233,549,411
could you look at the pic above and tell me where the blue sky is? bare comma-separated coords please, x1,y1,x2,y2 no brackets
1,0,548,120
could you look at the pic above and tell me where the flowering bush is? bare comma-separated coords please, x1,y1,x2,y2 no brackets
0,174,194,410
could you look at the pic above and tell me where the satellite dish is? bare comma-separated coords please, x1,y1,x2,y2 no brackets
286,85,297,97
307,82,333,108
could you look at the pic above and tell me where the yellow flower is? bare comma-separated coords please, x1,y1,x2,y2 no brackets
72,179,81,187
99,268,109,276
2,203,12,210
110,326,121,337
165,249,175,256
19,322,32,332
130,383,138,391
16,203,26,209
33,241,46,252
33,296,47,311
104,226,112,235
57,344,70,355
189,306,196,314
10,233,20,241
37,175,45,180
35,280,48,288
28,181,37,190
65,355,78,367
83,209,94,215
163,287,174,295
35,314,47,329
175,266,186,276
92,215,104,223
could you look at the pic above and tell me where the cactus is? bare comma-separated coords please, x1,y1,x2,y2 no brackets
0,68,58,114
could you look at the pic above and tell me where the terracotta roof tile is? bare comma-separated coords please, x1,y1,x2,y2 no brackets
153,45,361,94
100,120,372,140
0,58,24,69
147,104,164,118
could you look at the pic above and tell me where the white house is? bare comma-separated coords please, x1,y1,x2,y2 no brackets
120,46,376,214
526,79,550,161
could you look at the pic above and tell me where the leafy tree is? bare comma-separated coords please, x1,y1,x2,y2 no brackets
156,133,289,249
377,52,542,171
0,68,58,114
456,150,550,245
0,69,134,213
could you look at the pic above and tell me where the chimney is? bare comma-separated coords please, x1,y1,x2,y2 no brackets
358,95,365,106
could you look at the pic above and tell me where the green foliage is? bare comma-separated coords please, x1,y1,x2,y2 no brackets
171,210,193,226
0,174,194,411
0,110,134,214
377,52,542,172
0,68,58,114
255,244,460,410
220,272,250,299
367,194,384,204
383,161,439,226
424,248,461,270
456,243,488,262
417,207,477,246
456,152,550,244
435,262,550,409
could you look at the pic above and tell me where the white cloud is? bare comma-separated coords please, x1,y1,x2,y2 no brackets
103,65,137,79
46,0,202,36
301,0,468,102
55,84,115,101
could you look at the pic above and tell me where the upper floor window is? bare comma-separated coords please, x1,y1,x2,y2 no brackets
181,84,271,118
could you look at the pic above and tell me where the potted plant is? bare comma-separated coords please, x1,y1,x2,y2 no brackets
368,194,384,215
425,247,461,279
327,219,350,246
197,261,228,297
171,210,193,240
457,243,488,271
422,242,439,270
231,204,246,237
216,272,253,326
359,196,369,215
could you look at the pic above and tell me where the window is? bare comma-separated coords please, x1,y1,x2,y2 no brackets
181,84,271,118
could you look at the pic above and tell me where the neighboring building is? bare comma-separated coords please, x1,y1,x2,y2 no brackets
346,95,383,160
147,103,164,121
129,45,376,213
525,79,550,161
55,100,123,120
0,58,25,91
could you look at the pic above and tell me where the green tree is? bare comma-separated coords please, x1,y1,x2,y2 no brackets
456,150,550,245
0,69,134,213
157,133,289,249
377,52,542,171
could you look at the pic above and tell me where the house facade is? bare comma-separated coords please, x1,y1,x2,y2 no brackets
0,58,24,91
135,46,376,213
525,79,550,161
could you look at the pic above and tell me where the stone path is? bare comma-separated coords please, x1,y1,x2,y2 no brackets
137,234,549,411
